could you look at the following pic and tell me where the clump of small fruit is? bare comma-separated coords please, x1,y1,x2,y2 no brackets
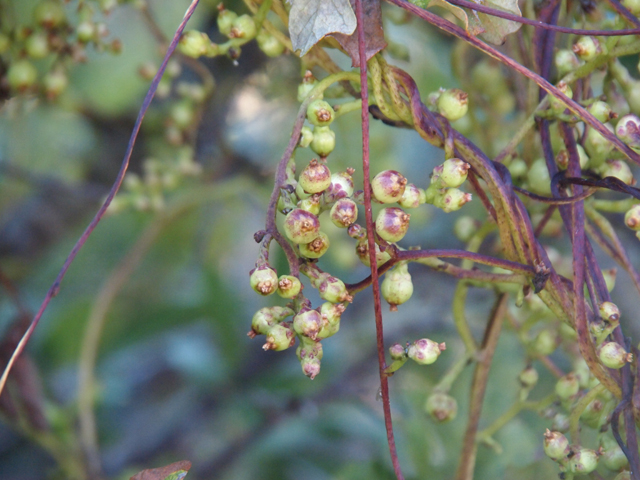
247,73,472,379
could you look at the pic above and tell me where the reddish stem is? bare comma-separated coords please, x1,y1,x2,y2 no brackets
354,0,404,478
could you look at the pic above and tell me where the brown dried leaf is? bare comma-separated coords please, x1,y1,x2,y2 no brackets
331,0,387,67
129,460,192,480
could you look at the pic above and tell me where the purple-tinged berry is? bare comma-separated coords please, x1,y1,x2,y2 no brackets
325,169,355,200
299,159,332,194
398,184,424,208
310,126,336,157
425,392,457,423
389,343,407,360
408,339,445,365
624,205,640,231
300,355,321,379
297,339,323,361
543,429,569,460
263,322,296,351
249,306,294,337
250,265,278,296
599,301,620,321
330,198,358,228
555,49,581,77
293,307,324,340
565,447,599,474
277,275,302,299
597,341,633,369
284,208,320,244
437,88,469,121
573,36,602,61
375,207,410,243
317,302,344,339
433,189,472,213
307,99,335,126
356,239,391,267
381,262,413,311
598,159,634,185
299,231,330,259
371,170,407,203
615,114,640,148
555,373,580,400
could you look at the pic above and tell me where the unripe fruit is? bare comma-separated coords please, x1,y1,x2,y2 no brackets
283,208,320,244
179,30,212,58
531,329,557,356
310,126,336,157
371,170,407,203
552,413,570,432
34,0,66,29
425,392,457,422
408,339,446,365
549,81,573,113
584,124,615,167
293,308,324,340
543,429,569,460
249,306,294,336
555,373,580,400
316,302,344,339
297,340,323,362
433,188,472,213
555,49,581,77
603,268,617,292
565,447,599,475
171,100,196,129
257,30,285,57
0,33,9,54
295,182,312,200
299,126,313,148
588,100,615,123
330,198,358,228
43,69,68,99
300,355,321,379
389,343,407,360
622,0,640,14
229,14,257,40
601,436,629,471
519,366,539,389
599,301,620,321
453,216,478,242
217,7,238,36
581,398,605,429
298,159,331,194
356,240,392,267
437,88,469,121
614,472,632,480
299,231,330,259
277,275,302,298
615,114,640,148
432,158,470,188
297,194,321,215
381,262,413,310
527,158,552,195
7,60,38,92
250,265,278,296
375,207,410,242
624,205,640,230
25,33,50,59
297,71,318,102
573,36,602,61
598,160,634,185
263,322,296,351
398,184,424,208
318,276,351,303
597,341,633,369
306,99,335,126
325,170,355,200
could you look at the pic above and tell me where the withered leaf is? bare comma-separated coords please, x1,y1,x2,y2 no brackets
129,460,191,480
331,0,387,67
470,0,522,45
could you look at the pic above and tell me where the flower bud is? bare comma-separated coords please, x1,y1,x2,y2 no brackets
298,159,331,194
573,36,602,61
555,49,581,77
307,99,335,126
277,275,302,299
263,322,296,351
356,240,391,267
217,7,238,36
555,373,580,400
433,158,470,189
598,159,634,185
310,126,336,157
299,231,330,259
283,208,320,244
325,169,355,200
389,343,407,360
250,306,294,336
615,114,640,148
299,126,314,148
519,366,539,389
433,188,472,213
250,265,278,296
425,392,457,423
381,262,413,310
398,183,424,208
293,308,324,340
588,100,616,123
371,170,407,203
543,429,569,460
597,341,633,369
565,447,599,474
437,88,469,121
599,301,620,321
375,207,410,242
408,339,446,365
330,198,358,228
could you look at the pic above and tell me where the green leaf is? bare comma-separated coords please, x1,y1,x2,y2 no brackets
474,0,522,45
288,0,357,56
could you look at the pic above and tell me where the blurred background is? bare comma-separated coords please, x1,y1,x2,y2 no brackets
1,0,640,479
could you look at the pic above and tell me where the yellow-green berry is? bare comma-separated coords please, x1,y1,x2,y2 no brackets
298,158,331,194
299,231,330,259
277,275,302,298
543,429,569,460
307,99,335,126
283,208,320,244
250,265,278,296
310,126,336,157
437,88,469,121
381,262,413,310
263,322,296,351
408,339,445,365
372,170,407,203
375,207,410,243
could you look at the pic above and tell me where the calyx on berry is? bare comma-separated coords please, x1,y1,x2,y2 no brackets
381,262,413,311
599,301,620,321
298,159,331,194
375,207,410,243
249,306,294,337
624,205,640,231
217,6,238,36
293,307,324,340
371,170,407,203
229,14,257,40
425,392,458,423
330,198,358,228
249,265,278,296
597,341,633,369
572,36,602,61
277,275,302,298
407,339,445,365
437,88,469,121
299,231,330,259
355,238,392,267
306,99,335,126
543,429,569,460
283,208,320,244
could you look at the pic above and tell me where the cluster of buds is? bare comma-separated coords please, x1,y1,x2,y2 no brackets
543,430,600,475
425,158,472,212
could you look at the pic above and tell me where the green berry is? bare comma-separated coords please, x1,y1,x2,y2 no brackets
389,343,407,360
283,208,320,244
622,0,640,14
263,322,295,351
298,158,331,194
531,329,557,356
425,392,457,423
297,71,318,102
229,14,257,40
437,88,468,121
597,341,633,369
297,194,321,215
356,239,391,267
77,21,97,43
316,302,344,339
433,188,472,213
310,126,336,157
584,124,615,167
453,216,478,242
257,30,284,57
614,472,632,480
7,60,38,92
381,262,413,310
565,447,599,475
408,338,445,365
25,32,49,59
599,301,620,321
601,436,629,471
171,100,195,129
552,413,570,432
34,0,66,29
398,183,424,208
603,268,617,292
519,366,539,389
249,306,294,336
555,373,579,400
624,205,640,230
527,158,552,195
179,30,212,58
330,198,358,228
555,49,581,77
588,100,615,123
299,231,330,259
43,68,68,99
432,158,470,189
549,81,573,113
573,36,602,61
598,159,634,185
277,275,302,298
249,265,278,296
372,170,407,203
0,33,10,54
217,7,238,36
543,429,569,460
293,307,324,340
375,207,410,243
615,114,640,148
299,126,314,148
306,99,335,126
